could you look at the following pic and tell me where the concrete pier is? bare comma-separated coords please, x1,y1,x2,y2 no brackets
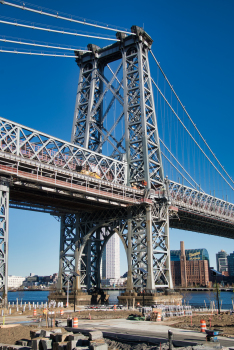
48,290,92,306
117,290,182,306
48,290,109,305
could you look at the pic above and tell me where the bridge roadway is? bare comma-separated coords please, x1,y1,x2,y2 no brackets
0,116,234,238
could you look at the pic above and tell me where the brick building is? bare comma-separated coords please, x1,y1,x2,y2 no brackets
171,242,210,287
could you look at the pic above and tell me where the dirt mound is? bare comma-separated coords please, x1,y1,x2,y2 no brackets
59,309,143,320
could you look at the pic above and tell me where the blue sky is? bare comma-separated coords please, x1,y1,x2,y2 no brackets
1,0,234,277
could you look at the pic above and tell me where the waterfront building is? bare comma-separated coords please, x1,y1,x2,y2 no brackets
101,277,126,286
171,247,209,262
101,232,120,282
216,250,228,274
8,275,25,288
171,242,210,287
23,273,58,287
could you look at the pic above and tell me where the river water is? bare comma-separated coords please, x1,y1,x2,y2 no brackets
6,290,234,309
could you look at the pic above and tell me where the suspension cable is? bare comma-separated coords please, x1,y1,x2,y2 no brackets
161,152,196,189
0,19,119,41
0,37,90,51
0,0,134,35
150,49,234,186
151,77,234,192
160,138,204,192
0,48,76,57
0,35,89,51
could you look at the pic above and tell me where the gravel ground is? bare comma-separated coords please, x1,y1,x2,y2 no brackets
3,307,143,320
168,312,234,337
0,310,234,347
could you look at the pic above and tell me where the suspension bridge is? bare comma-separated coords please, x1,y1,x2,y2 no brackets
0,1,233,304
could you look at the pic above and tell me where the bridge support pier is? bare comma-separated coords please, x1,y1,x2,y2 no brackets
54,213,92,305
0,182,9,307
164,217,173,290
126,213,133,291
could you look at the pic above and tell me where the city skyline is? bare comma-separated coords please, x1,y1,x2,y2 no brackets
1,0,234,278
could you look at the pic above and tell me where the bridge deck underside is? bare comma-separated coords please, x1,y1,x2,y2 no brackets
8,183,234,239
170,209,234,238
9,182,115,213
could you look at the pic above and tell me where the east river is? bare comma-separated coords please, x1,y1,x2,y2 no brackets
6,290,234,309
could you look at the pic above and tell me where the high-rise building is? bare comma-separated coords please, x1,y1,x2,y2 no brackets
227,252,234,277
216,250,228,274
102,233,120,281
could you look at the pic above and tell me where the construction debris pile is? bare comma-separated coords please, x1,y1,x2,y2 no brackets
0,328,108,350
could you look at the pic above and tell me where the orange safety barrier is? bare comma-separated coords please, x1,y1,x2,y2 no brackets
157,312,161,322
60,309,64,316
200,319,206,332
113,305,117,311
73,317,78,328
33,309,37,316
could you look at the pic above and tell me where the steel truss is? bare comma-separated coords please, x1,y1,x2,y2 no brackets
0,116,126,185
169,182,234,224
57,214,79,291
0,180,9,304
58,202,173,291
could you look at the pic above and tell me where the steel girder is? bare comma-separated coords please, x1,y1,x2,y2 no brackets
0,181,9,305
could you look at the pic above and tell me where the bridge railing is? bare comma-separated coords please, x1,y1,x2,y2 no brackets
0,117,127,185
169,181,234,222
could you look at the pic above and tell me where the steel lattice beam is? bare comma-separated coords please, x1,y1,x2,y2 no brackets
0,181,9,305
0,117,126,185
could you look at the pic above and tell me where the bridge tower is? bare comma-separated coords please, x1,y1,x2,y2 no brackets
57,26,173,298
